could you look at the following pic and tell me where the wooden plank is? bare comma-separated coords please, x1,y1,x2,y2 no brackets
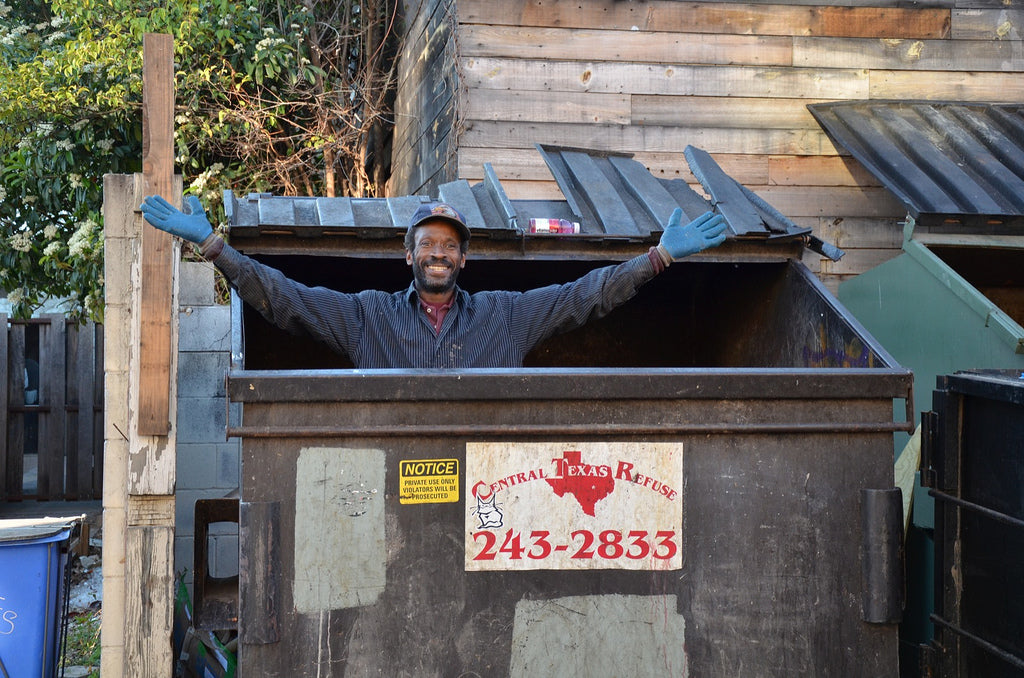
239,501,281,645
768,155,881,187
396,0,451,89
393,99,456,196
394,61,456,148
459,57,871,99
819,247,903,276
458,120,840,156
42,315,66,499
139,32,174,436
465,89,630,125
458,0,951,39
631,95,824,129
752,185,907,219
5,324,24,498
460,25,794,66
638,152,769,185
868,70,1024,101
0,315,7,499
951,9,1024,40
795,36,1024,71
76,320,96,498
817,216,905,250
124,524,175,676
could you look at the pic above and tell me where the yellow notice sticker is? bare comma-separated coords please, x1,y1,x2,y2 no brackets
399,458,460,505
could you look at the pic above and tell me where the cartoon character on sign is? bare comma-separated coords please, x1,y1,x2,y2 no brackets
470,481,503,529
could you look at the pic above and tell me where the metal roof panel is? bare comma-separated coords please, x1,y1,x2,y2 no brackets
226,144,829,253
809,101,1024,230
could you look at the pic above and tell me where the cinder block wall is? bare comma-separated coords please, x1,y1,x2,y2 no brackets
174,260,240,588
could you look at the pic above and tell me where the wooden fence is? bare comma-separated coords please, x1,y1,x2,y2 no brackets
0,315,103,501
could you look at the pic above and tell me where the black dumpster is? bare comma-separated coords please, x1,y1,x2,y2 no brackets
223,149,913,677
923,370,1024,677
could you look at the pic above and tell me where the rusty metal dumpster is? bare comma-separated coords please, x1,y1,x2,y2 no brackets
923,370,1024,677
223,147,913,677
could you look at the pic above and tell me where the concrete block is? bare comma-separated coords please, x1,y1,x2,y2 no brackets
102,438,128,509
102,306,133,368
177,351,228,398
228,401,243,430
174,535,195,583
176,396,227,443
178,305,230,352
179,261,217,306
103,371,130,442
176,443,221,491
175,488,232,534
103,237,136,305
215,443,241,489
102,174,138,239
212,533,239,579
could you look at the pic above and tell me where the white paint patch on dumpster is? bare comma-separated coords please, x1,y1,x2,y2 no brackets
509,594,687,677
293,446,385,612
465,442,683,570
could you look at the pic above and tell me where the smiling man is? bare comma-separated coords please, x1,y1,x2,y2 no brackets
140,196,726,368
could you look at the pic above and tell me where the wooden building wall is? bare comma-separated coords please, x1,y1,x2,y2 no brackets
391,0,1024,289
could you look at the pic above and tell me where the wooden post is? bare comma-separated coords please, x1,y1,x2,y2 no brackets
139,32,175,436
100,32,180,677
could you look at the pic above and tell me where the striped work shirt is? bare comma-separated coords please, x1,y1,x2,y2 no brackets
214,243,660,368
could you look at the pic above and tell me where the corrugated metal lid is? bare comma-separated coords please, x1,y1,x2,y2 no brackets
809,100,1024,230
226,144,838,257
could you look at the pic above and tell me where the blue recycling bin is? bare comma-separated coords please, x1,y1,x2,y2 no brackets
0,520,72,678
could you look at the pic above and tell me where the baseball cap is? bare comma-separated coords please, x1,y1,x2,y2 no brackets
408,202,471,243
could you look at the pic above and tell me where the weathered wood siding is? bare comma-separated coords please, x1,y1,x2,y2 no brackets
391,0,1024,289
392,0,460,195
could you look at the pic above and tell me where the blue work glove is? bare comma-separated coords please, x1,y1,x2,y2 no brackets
140,195,213,245
657,209,727,263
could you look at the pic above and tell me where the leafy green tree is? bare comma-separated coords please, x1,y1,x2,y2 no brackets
0,0,398,321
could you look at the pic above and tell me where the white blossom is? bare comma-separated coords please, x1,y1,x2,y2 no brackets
55,139,74,151
43,241,61,257
6,288,24,306
68,173,83,189
95,139,114,152
68,219,97,258
23,195,37,204
0,186,6,202
9,232,32,253
43,224,58,239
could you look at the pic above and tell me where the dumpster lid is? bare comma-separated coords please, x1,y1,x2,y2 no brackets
808,100,1024,232
0,515,81,542
225,144,843,261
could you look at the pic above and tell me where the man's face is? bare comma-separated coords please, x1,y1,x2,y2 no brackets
406,221,467,297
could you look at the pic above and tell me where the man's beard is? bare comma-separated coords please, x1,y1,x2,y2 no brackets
412,257,461,295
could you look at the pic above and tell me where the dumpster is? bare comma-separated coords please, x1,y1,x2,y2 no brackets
0,519,73,678
922,370,1024,677
223,147,913,676
811,100,1024,676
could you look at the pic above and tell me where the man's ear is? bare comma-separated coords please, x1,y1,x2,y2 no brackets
459,253,467,269
405,249,413,266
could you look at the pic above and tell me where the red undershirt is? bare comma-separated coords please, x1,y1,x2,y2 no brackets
419,297,455,334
